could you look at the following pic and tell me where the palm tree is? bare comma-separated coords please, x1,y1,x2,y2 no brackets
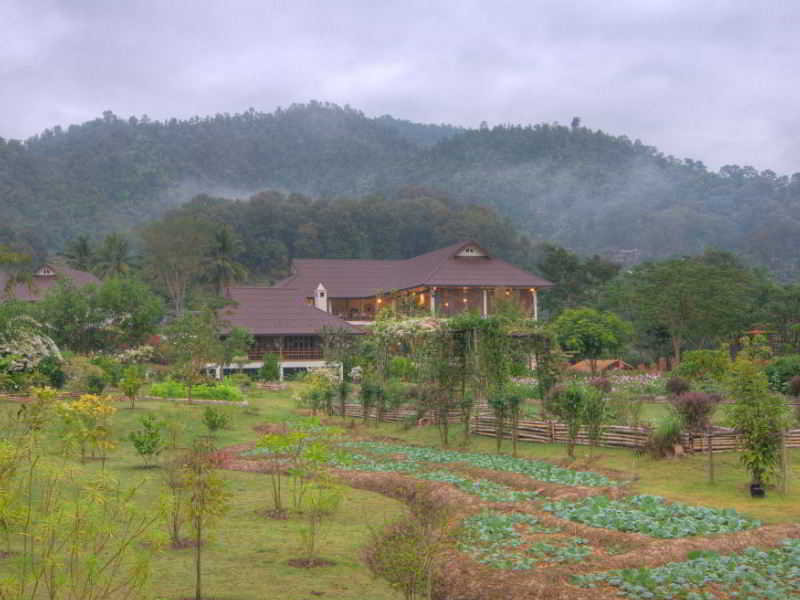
63,234,94,271
204,226,247,295
94,233,132,278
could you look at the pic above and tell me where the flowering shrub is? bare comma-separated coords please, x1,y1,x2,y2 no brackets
57,394,117,460
115,345,156,364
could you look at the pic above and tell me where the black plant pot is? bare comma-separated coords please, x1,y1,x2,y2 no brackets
750,483,766,498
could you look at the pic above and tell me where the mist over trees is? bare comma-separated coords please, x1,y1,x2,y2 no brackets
1,101,799,277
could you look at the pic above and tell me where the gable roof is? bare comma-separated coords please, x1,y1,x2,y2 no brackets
0,262,100,301
220,287,361,335
276,241,553,298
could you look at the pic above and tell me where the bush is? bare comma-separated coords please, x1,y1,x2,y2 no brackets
91,356,124,387
765,355,800,393
789,376,800,397
665,376,690,396
649,413,684,457
227,373,252,389
36,355,66,389
388,356,416,380
669,392,721,432
202,406,230,434
86,373,108,395
259,353,280,381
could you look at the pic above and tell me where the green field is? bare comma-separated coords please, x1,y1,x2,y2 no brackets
3,385,800,599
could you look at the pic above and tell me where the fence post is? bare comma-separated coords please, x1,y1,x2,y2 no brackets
781,431,790,494
707,431,714,485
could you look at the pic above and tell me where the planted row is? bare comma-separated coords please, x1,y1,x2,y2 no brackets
574,539,800,599
458,510,588,570
543,495,760,538
416,470,539,503
342,441,616,487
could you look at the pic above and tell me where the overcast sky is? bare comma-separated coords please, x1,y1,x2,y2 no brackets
2,1,798,173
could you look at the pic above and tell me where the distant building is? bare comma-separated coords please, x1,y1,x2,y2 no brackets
0,262,100,302
221,241,553,378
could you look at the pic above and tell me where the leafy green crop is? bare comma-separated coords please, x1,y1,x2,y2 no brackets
543,495,760,538
458,510,589,570
416,470,539,503
574,538,800,599
341,441,616,487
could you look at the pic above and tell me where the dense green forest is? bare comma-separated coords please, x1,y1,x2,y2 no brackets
1,101,799,277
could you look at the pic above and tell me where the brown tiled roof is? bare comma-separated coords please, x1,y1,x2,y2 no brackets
220,287,361,335
0,263,100,301
276,241,553,299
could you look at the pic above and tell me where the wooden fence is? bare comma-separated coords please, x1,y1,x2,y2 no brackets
471,411,800,453
336,402,464,424
0,391,83,404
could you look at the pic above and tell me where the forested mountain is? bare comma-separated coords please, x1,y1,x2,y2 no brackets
2,102,799,277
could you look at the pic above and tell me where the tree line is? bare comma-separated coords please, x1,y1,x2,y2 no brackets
2,102,799,277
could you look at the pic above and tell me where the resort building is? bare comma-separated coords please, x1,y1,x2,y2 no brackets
221,241,552,379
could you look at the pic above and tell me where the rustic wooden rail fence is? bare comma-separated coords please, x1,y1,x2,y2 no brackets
471,411,800,453
336,402,463,424
0,391,83,404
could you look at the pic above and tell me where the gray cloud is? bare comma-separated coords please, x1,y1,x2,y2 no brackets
2,0,798,173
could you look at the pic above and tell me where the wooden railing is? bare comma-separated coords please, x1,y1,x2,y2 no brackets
247,349,324,361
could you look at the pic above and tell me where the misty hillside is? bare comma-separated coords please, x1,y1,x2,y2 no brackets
1,102,799,277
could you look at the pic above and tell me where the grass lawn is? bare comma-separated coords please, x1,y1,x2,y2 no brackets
0,388,406,600
4,382,800,599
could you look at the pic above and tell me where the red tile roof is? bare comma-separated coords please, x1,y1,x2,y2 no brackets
275,241,553,298
220,287,361,335
0,263,100,301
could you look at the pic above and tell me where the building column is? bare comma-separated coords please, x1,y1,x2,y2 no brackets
430,287,436,316
532,288,538,321
482,289,488,317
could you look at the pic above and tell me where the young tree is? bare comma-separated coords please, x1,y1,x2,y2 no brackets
552,307,631,374
582,386,608,457
725,358,791,494
546,383,589,459
163,310,222,404
121,364,145,409
221,326,253,374
129,413,166,467
184,438,230,600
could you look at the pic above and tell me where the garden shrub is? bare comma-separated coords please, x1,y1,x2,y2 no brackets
202,406,230,434
90,356,124,386
37,355,66,389
388,356,416,380
665,375,690,396
648,412,684,457
86,373,108,395
669,391,721,432
258,353,280,381
765,354,800,393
